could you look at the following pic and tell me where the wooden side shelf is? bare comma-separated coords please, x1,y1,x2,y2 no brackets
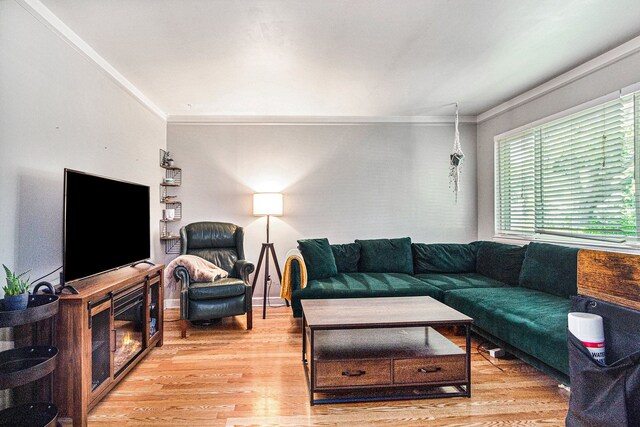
55,264,164,427
578,249,640,311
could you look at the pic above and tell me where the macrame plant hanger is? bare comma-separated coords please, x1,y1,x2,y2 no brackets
449,102,464,202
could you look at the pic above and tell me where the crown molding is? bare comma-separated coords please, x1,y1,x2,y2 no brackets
167,114,477,125
493,91,619,142
477,34,640,123
16,0,166,121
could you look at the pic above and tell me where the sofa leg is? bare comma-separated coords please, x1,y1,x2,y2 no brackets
247,311,253,330
181,319,188,338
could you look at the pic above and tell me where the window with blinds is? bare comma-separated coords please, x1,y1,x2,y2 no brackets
495,93,637,244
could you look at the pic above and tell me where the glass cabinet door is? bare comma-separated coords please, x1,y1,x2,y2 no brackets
148,281,160,342
90,302,113,397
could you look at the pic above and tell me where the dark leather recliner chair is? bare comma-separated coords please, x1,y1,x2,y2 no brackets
173,222,255,337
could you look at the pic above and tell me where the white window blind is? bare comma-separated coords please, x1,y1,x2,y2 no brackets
496,131,535,235
496,93,637,244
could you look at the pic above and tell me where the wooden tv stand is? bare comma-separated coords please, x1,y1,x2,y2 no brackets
54,264,164,427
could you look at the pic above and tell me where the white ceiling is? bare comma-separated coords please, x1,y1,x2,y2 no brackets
39,0,640,117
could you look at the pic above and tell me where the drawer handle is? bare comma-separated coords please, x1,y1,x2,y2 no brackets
342,370,366,377
417,366,442,373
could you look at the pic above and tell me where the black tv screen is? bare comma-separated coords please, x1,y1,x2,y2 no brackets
64,169,150,282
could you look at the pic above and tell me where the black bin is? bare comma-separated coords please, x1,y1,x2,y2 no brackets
567,295,640,426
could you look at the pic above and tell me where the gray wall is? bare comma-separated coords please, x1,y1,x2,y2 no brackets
167,122,477,300
0,1,166,288
477,50,640,240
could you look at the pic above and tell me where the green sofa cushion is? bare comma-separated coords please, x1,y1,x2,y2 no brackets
290,272,441,317
519,242,579,298
297,238,338,280
412,243,477,274
414,272,510,301
356,237,414,274
331,243,361,273
444,287,570,375
475,241,526,286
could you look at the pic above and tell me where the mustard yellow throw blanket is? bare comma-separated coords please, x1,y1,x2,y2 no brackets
280,249,307,301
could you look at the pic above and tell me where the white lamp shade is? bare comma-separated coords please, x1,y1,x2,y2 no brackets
253,193,283,216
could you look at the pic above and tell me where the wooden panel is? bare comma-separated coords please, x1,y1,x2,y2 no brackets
578,249,640,311
53,299,87,426
315,359,391,388
61,264,163,303
393,354,466,384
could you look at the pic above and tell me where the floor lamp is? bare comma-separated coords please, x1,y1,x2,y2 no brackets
251,193,287,319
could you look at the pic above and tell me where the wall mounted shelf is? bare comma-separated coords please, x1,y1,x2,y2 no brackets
159,149,182,254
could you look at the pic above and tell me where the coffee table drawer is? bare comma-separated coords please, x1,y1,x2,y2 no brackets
393,355,466,384
315,360,391,388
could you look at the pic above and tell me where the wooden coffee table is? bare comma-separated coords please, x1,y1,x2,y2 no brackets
301,296,473,405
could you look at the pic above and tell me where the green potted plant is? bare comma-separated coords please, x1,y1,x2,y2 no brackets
2,264,31,311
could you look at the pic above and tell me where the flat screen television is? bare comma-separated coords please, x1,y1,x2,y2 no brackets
63,169,151,283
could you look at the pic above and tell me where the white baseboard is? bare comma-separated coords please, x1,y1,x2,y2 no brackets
251,296,288,306
164,297,287,309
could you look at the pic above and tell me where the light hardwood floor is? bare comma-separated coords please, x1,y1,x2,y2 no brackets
87,307,569,426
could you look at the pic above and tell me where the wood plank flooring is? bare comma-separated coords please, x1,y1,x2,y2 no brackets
87,307,569,426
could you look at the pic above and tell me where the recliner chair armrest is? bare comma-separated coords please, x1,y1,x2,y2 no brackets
173,265,192,286
235,260,255,285
173,265,191,320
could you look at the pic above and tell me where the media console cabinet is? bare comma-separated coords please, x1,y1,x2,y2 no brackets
54,264,164,427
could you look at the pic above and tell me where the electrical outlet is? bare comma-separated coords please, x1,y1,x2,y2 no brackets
488,348,505,358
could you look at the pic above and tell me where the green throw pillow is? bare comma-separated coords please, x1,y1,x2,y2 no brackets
412,243,477,274
475,241,526,286
519,242,578,298
331,243,361,273
297,238,338,280
355,237,413,274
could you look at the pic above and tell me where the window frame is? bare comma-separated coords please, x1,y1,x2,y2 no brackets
493,88,640,251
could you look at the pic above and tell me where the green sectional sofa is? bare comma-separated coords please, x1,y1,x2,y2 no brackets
287,237,578,383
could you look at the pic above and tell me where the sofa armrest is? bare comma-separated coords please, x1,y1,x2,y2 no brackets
235,259,255,285
288,258,303,292
173,265,191,320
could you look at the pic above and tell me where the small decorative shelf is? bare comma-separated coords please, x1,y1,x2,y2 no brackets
0,291,59,427
0,295,58,327
159,149,183,254
0,346,58,389
0,402,58,427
